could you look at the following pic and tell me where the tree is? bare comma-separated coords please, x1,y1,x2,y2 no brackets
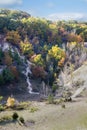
7,19,22,31
0,74,4,85
6,31,21,46
31,66,46,79
67,33,83,43
0,16,9,32
48,45,65,61
20,40,34,58
0,48,4,64
2,68,14,83
31,54,44,66
81,29,87,42
4,52,12,66
44,45,66,86
9,66,19,80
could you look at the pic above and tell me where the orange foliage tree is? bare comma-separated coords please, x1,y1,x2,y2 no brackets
4,52,12,66
31,66,46,79
6,30,21,46
9,66,19,80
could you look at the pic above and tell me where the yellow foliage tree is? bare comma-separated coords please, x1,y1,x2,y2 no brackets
6,97,15,107
20,41,34,57
31,54,44,66
48,45,65,61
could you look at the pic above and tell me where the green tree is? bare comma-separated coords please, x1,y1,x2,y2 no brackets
7,19,22,31
0,74,4,85
2,68,14,83
0,49,4,64
0,16,9,32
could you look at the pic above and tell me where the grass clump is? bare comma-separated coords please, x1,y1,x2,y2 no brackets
0,96,3,101
61,104,66,108
15,101,31,110
0,105,4,111
47,94,54,104
0,115,12,123
0,96,4,111
30,107,38,113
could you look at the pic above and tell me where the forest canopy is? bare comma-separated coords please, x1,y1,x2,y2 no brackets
0,9,86,89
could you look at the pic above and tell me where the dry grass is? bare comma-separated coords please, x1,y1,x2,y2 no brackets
0,98,87,130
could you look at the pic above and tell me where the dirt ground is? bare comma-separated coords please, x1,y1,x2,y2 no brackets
0,97,87,130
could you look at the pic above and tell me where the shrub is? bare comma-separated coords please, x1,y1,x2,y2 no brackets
6,97,15,107
52,84,57,94
0,96,4,111
61,104,66,108
12,112,19,120
65,97,72,102
0,105,4,111
0,96,3,101
19,116,25,124
48,94,54,104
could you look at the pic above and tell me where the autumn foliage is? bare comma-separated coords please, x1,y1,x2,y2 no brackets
4,52,12,66
9,66,19,80
0,9,86,88
6,31,21,46
31,66,46,78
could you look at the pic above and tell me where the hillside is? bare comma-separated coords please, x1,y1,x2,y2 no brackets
1,62,87,130
0,9,87,96
0,8,87,130
62,62,87,98
0,9,31,19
